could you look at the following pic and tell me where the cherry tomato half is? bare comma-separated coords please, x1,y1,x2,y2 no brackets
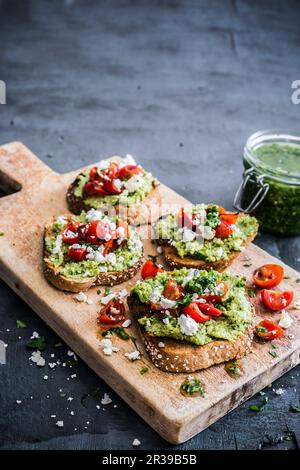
84,181,109,196
79,220,112,245
200,281,228,303
162,279,184,301
261,289,294,311
103,179,122,195
255,319,283,341
61,222,81,244
253,264,284,289
89,166,100,181
182,302,211,323
67,246,87,262
98,299,125,325
141,260,164,279
195,302,223,317
119,165,143,180
215,220,233,239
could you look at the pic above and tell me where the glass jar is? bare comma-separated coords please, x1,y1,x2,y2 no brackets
234,130,300,236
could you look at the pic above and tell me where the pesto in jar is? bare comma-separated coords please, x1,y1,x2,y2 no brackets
241,135,300,236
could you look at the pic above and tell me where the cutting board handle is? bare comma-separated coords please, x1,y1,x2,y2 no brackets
0,141,55,194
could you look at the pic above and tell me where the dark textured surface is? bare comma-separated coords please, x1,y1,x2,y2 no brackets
0,0,300,450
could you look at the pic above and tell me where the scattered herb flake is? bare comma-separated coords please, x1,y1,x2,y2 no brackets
66,359,78,367
148,254,158,263
269,350,278,358
248,288,256,298
104,287,111,296
249,396,268,412
180,378,205,397
284,276,290,280
97,289,101,295
243,263,252,267
289,405,300,413
296,279,300,284
102,327,129,341
140,367,149,375
271,343,278,349
54,342,63,348
225,360,242,376
60,393,66,398
0,232,4,236
26,336,47,351
16,320,27,329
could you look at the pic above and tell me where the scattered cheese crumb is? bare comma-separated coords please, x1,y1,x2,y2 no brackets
156,246,162,254
122,319,132,328
29,350,45,367
278,310,293,329
56,420,64,428
132,438,141,447
30,331,40,339
273,387,285,395
70,411,74,416
74,292,87,302
101,393,112,405
16,400,22,405
70,374,77,379
43,375,48,380
158,341,165,348
125,350,141,361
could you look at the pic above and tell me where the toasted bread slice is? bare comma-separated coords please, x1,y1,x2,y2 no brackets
66,160,161,225
156,213,258,271
127,294,254,373
43,217,143,293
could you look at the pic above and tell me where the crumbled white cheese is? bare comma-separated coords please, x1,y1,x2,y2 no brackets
105,252,116,265
181,227,196,242
156,246,163,254
203,226,215,240
124,175,144,192
215,247,223,258
74,291,87,302
162,317,170,325
29,350,45,367
56,216,67,227
158,341,165,348
116,226,126,238
159,297,177,309
86,208,103,221
53,235,63,254
56,420,64,428
43,375,48,380
278,310,293,329
122,319,132,328
113,178,123,190
16,400,22,405
97,159,110,170
101,293,117,305
30,331,40,339
101,393,112,405
132,438,141,447
125,350,141,361
273,387,285,395
177,314,199,336
119,154,136,167
182,268,198,287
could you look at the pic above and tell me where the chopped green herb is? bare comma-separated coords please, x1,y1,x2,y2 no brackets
54,341,63,348
259,391,266,396
0,232,4,236
140,367,149,375
248,288,256,298
243,263,252,267
256,326,268,334
271,343,278,349
269,350,278,358
102,327,129,341
26,336,46,351
97,289,101,295
180,378,205,397
225,360,241,376
289,405,300,413
296,278,300,284
16,320,27,329
66,359,78,367
249,396,268,412
148,254,158,263
60,393,66,398
177,294,193,306
284,276,290,280
105,287,111,296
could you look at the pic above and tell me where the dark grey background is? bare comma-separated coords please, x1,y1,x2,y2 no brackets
0,0,300,450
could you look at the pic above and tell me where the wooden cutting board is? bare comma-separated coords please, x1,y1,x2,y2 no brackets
1,142,300,444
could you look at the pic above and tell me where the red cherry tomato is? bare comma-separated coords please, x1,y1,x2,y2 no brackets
215,220,233,239
255,319,283,341
182,302,211,323
103,179,122,195
67,246,87,261
79,220,112,245
176,208,194,230
98,299,125,325
219,209,239,224
61,222,81,244
261,289,294,311
253,264,284,289
200,281,228,303
195,302,223,317
141,260,164,279
119,165,143,180
105,162,120,180
84,181,109,196
162,279,184,301
89,166,100,181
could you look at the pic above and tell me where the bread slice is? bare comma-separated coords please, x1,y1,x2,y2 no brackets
43,223,143,293
127,294,254,373
66,165,161,226
157,214,258,271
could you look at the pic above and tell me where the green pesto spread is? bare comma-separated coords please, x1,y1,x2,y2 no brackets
74,162,157,209
242,142,300,235
155,204,258,262
44,211,143,279
132,268,252,346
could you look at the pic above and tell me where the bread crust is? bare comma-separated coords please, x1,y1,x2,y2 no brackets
43,224,143,293
66,178,161,226
156,214,258,271
127,294,254,373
